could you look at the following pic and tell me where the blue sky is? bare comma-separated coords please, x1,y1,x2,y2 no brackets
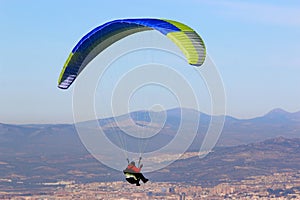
0,0,300,124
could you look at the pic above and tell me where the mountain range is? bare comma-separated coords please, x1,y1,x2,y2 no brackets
0,108,300,190
1,107,299,153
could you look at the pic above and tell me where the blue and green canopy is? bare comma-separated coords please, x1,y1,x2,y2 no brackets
58,18,206,89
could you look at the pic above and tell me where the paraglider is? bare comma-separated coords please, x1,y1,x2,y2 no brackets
58,18,206,185
123,158,148,186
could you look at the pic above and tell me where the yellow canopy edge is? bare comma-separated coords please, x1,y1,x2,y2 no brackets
166,32,199,65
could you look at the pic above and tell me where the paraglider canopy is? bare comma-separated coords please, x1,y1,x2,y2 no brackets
58,18,206,89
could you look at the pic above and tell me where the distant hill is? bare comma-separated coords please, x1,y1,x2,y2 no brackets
0,134,300,190
95,107,300,149
151,136,300,186
1,108,300,155
0,123,81,156
217,108,300,146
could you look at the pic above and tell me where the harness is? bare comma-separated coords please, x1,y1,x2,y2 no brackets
124,172,138,180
